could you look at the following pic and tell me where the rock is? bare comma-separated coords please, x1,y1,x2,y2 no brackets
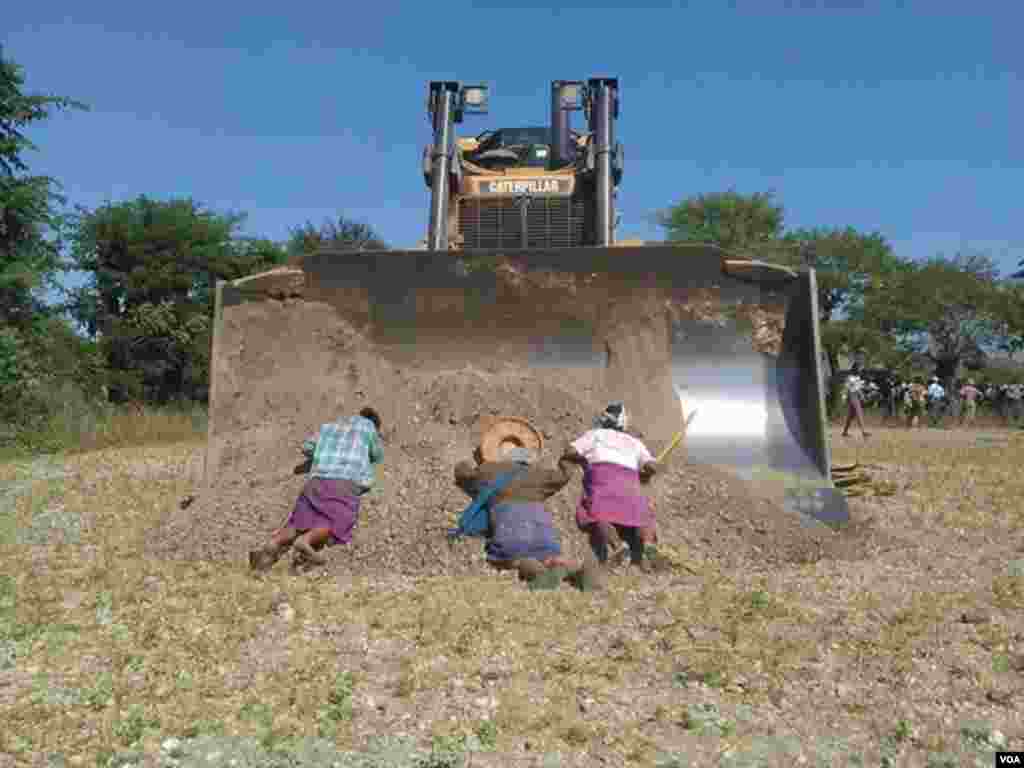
986,688,1014,707
959,609,991,625
160,737,184,756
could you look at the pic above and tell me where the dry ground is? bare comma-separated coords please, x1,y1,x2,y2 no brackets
2,425,1023,767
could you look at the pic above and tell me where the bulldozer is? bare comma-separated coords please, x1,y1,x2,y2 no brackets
422,79,622,250
208,78,849,527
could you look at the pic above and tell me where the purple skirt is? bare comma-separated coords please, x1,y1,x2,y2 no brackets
486,501,562,563
576,462,654,530
287,477,361,546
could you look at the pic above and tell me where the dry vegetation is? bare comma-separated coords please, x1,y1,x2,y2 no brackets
2,410,1023,768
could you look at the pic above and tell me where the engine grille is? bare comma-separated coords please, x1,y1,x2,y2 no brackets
457,196,590,249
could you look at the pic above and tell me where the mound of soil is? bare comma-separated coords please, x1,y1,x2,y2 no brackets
150,378,886,578
148,296,890,576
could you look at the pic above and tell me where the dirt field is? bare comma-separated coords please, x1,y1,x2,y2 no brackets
2,416,1023,767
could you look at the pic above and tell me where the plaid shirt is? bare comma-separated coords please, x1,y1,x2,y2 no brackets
301,415,383,488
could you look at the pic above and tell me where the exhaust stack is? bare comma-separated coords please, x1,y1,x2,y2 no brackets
550,80,577,168
588,77,619,247
427,81,459,251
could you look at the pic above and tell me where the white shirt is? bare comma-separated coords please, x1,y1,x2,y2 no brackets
927,383,945,400
571,428,655,472
844,375,865,396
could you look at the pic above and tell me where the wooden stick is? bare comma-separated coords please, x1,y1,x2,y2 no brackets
657,409,698,463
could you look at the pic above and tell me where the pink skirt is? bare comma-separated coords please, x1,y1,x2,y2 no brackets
576,462,654,530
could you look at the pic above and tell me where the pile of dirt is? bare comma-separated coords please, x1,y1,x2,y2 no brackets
150,370,888,579
148,294,893,577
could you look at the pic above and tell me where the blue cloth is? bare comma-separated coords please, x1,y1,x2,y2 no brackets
485,501,562,562
448,466,525,540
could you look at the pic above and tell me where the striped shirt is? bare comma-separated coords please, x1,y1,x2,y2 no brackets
301,415,383,488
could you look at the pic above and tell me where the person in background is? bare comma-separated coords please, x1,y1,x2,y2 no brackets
249,407,384,572
841,366,871,439
927,377,946,428
562,402,660,571
1006,382,1024,426
906,378,928,429
958,378,981,429
452,446,597,591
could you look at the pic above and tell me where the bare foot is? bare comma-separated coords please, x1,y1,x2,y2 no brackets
293,536,327,566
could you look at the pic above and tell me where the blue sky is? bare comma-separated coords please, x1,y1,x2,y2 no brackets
5,0,1022,301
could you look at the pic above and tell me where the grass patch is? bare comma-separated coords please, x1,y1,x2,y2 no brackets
1,420,1023,762
2,399,207,461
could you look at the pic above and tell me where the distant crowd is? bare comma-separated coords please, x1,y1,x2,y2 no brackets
837,369,1024,430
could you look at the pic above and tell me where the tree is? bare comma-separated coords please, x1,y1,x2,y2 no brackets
762,227,911,378
287,215,388,257
64,196,287,403
655,190,784,254
861,251,1003,386
0,47,91,444
0,47,87,326
990,281,1024,361
1,46,87,326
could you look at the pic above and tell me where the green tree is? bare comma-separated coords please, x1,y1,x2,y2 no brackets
0,46,91,444
287,215,388,257
990,281,1024,361
861,251,1003,386
64,196,286,403
655,190,784,254
0,46,87,326
764,227,910,378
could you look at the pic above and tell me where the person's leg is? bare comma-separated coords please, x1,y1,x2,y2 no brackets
587,522,615,564
513,559,545,582
852,397,870,437
614,525,644,566
842,401,854,436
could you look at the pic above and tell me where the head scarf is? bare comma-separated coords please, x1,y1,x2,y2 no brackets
503,446,535,465
594,401,628,431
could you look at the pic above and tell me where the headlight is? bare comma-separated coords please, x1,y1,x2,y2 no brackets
461,85,489,111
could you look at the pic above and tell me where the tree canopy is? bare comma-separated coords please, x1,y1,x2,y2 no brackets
859,251,1005,382
63,196,288,403
0,45,87,328
287,215,389,257
656,190,784,254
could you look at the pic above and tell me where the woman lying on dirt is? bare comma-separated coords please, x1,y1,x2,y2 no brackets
452,446,600,591
249,407,384,572
562,402,661,570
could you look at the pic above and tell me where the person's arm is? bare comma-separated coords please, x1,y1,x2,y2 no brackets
539,459,575,495
301,428,320,458
627,436,656,480
454,460,481,496
368,429,384,464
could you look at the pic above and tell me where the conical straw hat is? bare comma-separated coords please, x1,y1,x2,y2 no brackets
479,416,544,463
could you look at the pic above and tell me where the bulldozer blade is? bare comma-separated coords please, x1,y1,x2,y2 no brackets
211,243,848,528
